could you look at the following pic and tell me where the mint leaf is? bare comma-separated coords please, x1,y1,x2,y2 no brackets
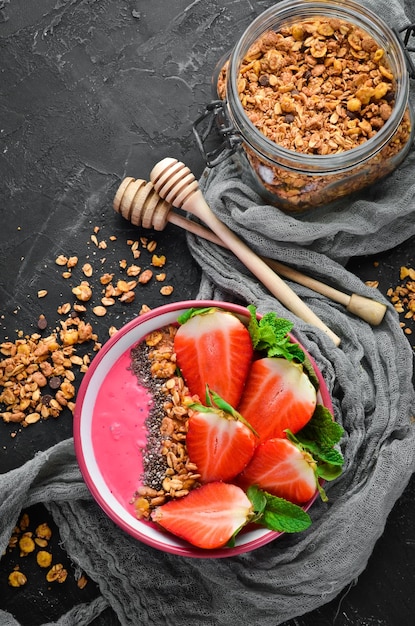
260,492,312,533
316,461,343,481
176,307,215,325
288,430,343,468
310,445,344,467
247,304,305,363
247,487,311,533
302,355,320,391
291,405,345,483
296,404,343,449
247,485,267,516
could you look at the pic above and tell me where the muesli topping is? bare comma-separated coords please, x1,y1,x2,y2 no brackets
130,326,201,519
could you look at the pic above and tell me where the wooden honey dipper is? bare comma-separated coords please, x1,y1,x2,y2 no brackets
114,172,387,329
148,157,342,345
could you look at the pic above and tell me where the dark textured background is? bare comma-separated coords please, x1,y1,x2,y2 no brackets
1,1,414,624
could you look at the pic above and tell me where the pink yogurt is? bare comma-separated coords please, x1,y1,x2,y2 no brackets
91,345,151,511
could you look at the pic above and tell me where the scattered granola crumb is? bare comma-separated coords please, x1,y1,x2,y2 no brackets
82,263,93,277
19,534,36,556
0,317,97,427
37,314,48,330
36,550,53,568
55,255,68,266
126,264,141,277
72,282,93,302
92,306,107,317
101,297,115,307
400,266,415,281
152,254,166,267
67,256,78,269
77,574,88,589
386,265,415,342
5,512,88,589
138,269,153,284
8,569,27,587
46,563,68,583
2,228,174,435
57,303,71,315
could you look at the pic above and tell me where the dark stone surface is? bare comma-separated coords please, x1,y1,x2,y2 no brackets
0,1,414,624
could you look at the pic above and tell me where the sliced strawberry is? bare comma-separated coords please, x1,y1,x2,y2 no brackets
186,395,257,482
237,438,318,505
151,482,253,549
174,307,253,407
237,357,317,443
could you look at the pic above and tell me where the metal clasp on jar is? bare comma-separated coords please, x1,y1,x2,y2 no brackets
394,23,415,79
193,100,242,167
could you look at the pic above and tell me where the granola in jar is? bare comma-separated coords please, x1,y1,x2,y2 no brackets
215,1,413,211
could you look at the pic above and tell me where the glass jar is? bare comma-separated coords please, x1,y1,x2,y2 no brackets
207,0,414,213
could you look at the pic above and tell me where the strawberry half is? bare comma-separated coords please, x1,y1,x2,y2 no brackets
186,390,257,482
174,307,253,407
151,482,253,549
237,438,319,505
237,357,317,443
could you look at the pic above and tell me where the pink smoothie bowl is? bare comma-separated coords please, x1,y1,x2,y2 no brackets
73,300,333,558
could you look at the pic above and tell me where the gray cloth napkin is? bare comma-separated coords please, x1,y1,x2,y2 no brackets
2,0,415,622
195,148,415,265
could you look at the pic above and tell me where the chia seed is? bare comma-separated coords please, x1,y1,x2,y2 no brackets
130,338,169,491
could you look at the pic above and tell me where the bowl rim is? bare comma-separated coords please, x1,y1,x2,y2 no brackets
73,300,333,558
